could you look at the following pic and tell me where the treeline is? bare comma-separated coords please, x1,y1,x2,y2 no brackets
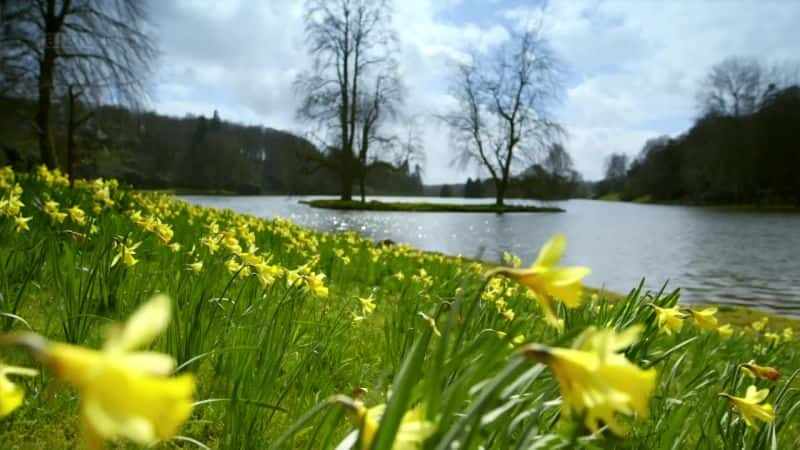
596,57,800,205
0,97,424,195
430,163,584,200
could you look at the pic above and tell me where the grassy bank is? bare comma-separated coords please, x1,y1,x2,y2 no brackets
302,199,564,213
596,193,800,211
1,166,798,449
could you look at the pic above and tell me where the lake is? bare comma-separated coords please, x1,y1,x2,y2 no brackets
181,195,800,316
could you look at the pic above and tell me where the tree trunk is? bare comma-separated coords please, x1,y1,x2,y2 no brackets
495,181,506,207
339,150,353,201
358,167,366,203
36,35,58,168
66,86,77,185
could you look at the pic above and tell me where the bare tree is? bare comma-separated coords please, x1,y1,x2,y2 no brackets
393,114,425,170
354,68,402,202
697,57,767,118
443,27,564,206
542,143,574,178
1,0,156,169
296,0,396,201
604,153,628,182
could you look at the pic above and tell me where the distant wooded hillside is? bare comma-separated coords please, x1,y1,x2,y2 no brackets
0,97,423,195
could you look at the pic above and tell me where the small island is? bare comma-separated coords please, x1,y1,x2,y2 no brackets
301,199,564,213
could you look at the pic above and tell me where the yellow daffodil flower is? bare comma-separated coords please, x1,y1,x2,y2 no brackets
0,364,38,417
521,325,656,435
717,324,734,337
8,295,194,448
14,215,31,232
684,307,718,330
489,234,590,329
111,239,141,268
783,327,794,341
719,385,775,428
351,312,365,323
343,399,434,450
188,261,203,273
647,304,687,335
359,295,376,315
67,206,86,226
739,361,781,381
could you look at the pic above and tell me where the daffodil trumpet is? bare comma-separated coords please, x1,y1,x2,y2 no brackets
739,361,781,381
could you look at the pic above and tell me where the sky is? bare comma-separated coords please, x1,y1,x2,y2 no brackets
145,0,800,183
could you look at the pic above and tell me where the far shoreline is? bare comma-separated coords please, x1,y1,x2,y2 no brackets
299,199,564,213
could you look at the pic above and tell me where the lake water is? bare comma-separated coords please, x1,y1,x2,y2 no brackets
181,195,800,316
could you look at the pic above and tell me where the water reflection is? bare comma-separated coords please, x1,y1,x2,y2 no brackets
181,195,800,316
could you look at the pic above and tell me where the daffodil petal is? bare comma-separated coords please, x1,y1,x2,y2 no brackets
83,396,156,444
540,266,591,286
532,234,566,268
116,295,171,351
122,352,177,376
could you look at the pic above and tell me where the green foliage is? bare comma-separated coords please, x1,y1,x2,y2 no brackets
0,169,798,449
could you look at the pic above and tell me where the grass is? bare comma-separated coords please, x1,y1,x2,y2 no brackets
301,199,564,213
0,165,799,449
596,192,622,201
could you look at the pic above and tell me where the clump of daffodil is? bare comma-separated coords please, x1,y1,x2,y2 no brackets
411,268,433,288
0,165,15,189
750,317,768,332
683,307,718,330
35,164,69,187
0,363,38,417
286,259,329,297
502,251,522,268
719,385,775,428
739,361,781,381
1,295,195,449
521,325,656,435
43,199,67,223
647,304,687,335
489,234,590,329
339,397,434,450
333,248,351,265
